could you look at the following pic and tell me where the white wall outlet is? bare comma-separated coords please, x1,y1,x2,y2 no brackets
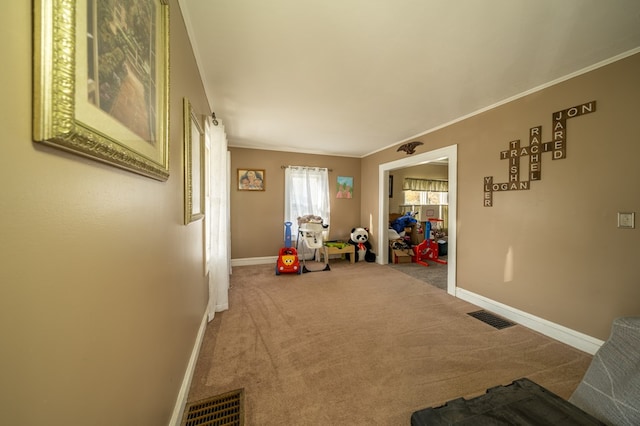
617,212,635,229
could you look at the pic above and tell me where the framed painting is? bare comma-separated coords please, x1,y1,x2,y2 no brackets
33,0,170,181
184,98,204,224
238,169,265,191
336,176,353,199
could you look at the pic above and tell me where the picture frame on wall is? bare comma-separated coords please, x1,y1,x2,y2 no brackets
33,0,170,181
238,169,265,191
336,176,353,199
184,98,205,224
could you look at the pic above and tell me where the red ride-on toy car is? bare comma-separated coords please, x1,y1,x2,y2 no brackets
276,247,302,275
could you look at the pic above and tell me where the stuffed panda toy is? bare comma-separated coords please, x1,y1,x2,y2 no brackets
348,227,376,263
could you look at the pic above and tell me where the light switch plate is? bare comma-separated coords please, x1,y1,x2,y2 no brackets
617,212,635,229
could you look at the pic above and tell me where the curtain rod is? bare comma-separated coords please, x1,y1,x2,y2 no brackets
281,165,333,172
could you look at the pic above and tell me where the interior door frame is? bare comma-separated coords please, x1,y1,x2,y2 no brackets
377,144,457,295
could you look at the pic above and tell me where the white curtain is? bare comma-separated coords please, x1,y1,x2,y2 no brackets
284,166,331,235
206,118,230,321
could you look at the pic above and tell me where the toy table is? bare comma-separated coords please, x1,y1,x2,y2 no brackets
321,243,355,264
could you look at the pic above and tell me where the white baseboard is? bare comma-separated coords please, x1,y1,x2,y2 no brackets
169,310,209,426
231,256,277,267
455,288,604,355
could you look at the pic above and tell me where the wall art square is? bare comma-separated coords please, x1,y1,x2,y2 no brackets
238,169,265,191
337,176,353,199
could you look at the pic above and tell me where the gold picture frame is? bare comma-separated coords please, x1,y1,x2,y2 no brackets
33,0,170,181
238,169,265,191
184,98,204,224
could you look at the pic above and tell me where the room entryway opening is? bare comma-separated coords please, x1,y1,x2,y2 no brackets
377,144,457,295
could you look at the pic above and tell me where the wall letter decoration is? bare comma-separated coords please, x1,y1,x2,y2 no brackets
483,101,596,206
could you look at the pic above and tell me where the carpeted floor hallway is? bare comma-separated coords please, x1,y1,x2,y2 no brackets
187,260,592,425
388,256,448,291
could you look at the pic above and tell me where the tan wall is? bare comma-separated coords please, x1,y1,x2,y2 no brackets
230,148,361,258
362,53,640,340
0,2,209,424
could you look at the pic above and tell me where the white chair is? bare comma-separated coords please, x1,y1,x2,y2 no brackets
296,216,330,273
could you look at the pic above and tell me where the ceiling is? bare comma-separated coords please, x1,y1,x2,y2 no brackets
179,0,640,158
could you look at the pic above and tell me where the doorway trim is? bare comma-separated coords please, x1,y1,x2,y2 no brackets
377,144,457,295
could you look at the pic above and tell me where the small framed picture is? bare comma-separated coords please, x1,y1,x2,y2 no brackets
336,176,353,199
238,169,265,191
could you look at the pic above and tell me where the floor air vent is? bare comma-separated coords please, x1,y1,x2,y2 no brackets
182,389,244,426
467,310,515,330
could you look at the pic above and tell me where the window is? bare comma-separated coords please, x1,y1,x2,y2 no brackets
402,178,448,205
404,190,448,205
284,166,331,232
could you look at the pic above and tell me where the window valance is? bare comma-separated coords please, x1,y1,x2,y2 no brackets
402,178,448,192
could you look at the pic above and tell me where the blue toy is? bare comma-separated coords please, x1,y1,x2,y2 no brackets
391,212,418,234
284,221,293,248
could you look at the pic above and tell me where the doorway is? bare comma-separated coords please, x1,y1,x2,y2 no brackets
377,144,457,295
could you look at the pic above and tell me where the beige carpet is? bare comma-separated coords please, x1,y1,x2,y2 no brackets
188,260,592,425
388,257,448,291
